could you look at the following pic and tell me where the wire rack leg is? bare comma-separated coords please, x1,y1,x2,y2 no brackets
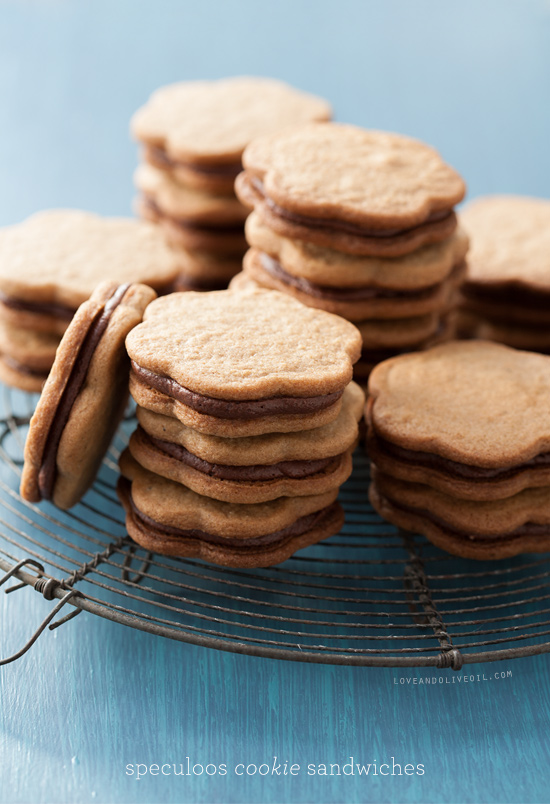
0,588,80,666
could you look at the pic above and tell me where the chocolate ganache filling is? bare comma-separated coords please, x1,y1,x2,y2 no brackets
146,145,242,179
137,426,342,481
130,362,344,419
0,290,75,320
258,253,461,302
251,178,455,239
462,282,550,310
121,476,338,548
380,493,550,542
373,434,550,482
38,284,131,500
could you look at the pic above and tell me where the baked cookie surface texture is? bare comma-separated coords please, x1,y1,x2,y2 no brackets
366,340,550,559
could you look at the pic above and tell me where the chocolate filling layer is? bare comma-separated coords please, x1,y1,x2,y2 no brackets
380,492,550,542
174,275,231,293
38,284,131,500
259,253,461,301
462,282,550,310
121,476,338,548
137,426,342,481
0,290,75,320
143,197,244,233
146,146,242,179
252,177,455,239
373,434,550,482
130,362,344,419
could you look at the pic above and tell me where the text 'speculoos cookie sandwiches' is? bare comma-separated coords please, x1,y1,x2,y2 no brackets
120,286,363,566
366,340,550,560
234,123,467,384
131,76,331,291
21,281,156,509
0,210,180,391
458,196,550,351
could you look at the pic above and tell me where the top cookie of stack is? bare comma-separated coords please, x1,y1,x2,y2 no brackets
130,77,331,292
234,123,468,384
458,195,550,352
0,210,180,392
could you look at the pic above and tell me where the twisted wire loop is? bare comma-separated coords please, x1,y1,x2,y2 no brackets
0,559,82,666
401,531,464,671
60,534,130,589
0,535,135,665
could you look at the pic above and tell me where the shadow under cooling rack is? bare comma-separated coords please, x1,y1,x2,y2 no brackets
1,385,550,669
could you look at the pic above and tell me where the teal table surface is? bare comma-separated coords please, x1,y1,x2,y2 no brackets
1,2,550,803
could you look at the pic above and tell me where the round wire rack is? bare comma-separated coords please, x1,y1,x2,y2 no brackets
1,385,550,669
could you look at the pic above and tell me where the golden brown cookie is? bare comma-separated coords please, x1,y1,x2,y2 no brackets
354,315,455,385
131,77,331,193
236,123,465,257
367,341,550,466
457,310,550,352
135,163,248,227
118,450,343,567
126,287,361,437
0,321,60,391
366,341,550,508
370,468,550,561
459,196,550,347
128,382,363,503
21,281,156,509
245,211,469,289
0,210,179,334
171,248,243,287
239,247,465,321
136,196,247,256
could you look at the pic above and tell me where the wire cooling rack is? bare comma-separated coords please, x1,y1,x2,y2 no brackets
1,385,550,669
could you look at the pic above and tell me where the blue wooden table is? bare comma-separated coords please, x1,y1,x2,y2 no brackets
1,2,550,802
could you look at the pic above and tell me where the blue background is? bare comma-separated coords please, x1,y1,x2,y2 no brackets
1,1,550,802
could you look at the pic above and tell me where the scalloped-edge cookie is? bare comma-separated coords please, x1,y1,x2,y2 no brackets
367,341,550,467
0,210,179,334
236,123,465,256
128,382,363,504
245,210,469,289
238,248,466,321
118,450,343,567
131,76,331,171
126,286,361,437
370,468,550,561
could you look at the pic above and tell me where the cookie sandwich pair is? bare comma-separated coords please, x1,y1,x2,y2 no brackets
233,122,468,385
366,340,550,560
122,287,363,567
0,211,180,392
131,77,331,292
458,195,550,353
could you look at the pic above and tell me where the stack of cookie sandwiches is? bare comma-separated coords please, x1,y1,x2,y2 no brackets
233,123,468,385
121,287,364,567
0,210,180,392
458,196,550,353
366,341,550,560
131,77,331,292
